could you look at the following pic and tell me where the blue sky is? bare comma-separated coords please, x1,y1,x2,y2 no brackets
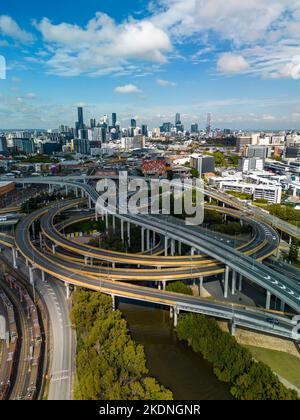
1,0,300,129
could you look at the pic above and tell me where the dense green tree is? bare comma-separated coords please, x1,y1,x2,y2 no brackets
176,313,298,400
166,281,193,295
72,288,173,401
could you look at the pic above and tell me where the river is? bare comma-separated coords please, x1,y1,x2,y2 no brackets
119,300,232,400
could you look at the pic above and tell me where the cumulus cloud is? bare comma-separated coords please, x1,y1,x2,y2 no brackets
217,53,249,74
34,13,172,77
114,84,142,94
156,78,176,86
150,0,300,79
0,15,34,43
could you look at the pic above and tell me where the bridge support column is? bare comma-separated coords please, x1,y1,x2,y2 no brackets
39,232,44,248
105,212,109,233
141,228,145,252
230,320,236,336
174,308,179,328
81,189,85,199
12,248,18,269
178,242,182,255
165,237,169,256
75,187,79,198
88,196,92,210
31,222,36,239
52,244,57,255
84,256,89,265
170,307,173,319
65,185,68,196
29,266,34,285
162,281,166,291
127,223,131,248
121,220,124,243
280,300,285,312
153,232,156,246
65,282,70,300
238,274,243,292
199,276,204,296
231,270,236,295
224,266,230,299
147,230,150,251
266,290,271,310
112,215,116,233
112,295,116,311
41,270,45,282
191,247,195,256
171,240,175,256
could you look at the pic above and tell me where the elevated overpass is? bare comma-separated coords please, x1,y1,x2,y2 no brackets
0,176,299,340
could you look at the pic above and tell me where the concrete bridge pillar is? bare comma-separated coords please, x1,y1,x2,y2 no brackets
153,231,156,246
75,187,79,198
147,230,150,251
112,215,116,233
174,308,179,328
162,281,166,291
170,307,173,319
52,244,57,255
199,276,204,296
41,270,45,282
88,196,92,210
127,223,131,247
238,274,243,292
230,320,236,336
29,266,34,286
31,222,36,239
191,247,195,256
105,212,109,232
224,266,230,299
112,295,116,311
178,242,182,255
65,282,70,300
81,189,85,199
164,237,169,256
84,256,89,265
65,185,68,196
141,228,145,252
12,248,18,270
231,270,237,295
171,239,175,256
121,220,124,243
266,290,272,310
39,232,44,248
280,300,285,312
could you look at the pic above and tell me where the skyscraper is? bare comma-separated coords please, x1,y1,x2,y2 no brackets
175,113,181,125
206,113,212,135
142,125,148,136
112,113,117,128
77,107,84,130
131,119,137,128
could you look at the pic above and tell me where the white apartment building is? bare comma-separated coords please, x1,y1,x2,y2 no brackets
219,181,282,204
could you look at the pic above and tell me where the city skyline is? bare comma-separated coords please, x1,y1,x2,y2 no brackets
1,1,300,129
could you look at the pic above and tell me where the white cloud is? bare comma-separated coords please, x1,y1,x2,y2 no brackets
34,13,171,77
150,0,300,79
114,84,142,94
156,78,176,86
217,53,249,74
0,15,34,43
